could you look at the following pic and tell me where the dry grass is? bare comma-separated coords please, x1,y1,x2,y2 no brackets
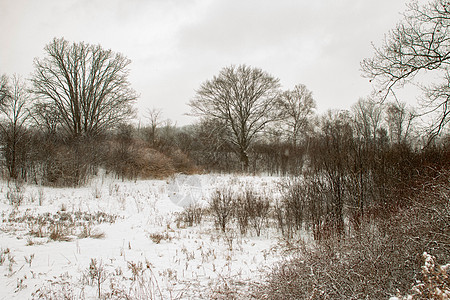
3,210,117,242
149,231,172,244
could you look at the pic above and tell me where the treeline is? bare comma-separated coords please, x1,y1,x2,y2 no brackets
1,69,449,188
187,98,450,240
0,37,449,189
252,107,450,299
0,119,202,186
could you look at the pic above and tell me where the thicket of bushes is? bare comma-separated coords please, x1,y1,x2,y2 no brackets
173,141,450,299
254,174,449,299
207,186,271,236
1,124,199,187
253,149,450,299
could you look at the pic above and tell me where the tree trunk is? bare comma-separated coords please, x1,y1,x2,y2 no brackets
239,149,249,171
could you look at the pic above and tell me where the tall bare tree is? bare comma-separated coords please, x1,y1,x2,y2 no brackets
385,101,415,144
350,98,384,224
145,107,163,147
31,38,137,138
423,71,450,138
189,64,281,170
310,110,354,237
280,84,316,146
31,102,61,136
351,97,383,142
361,0,450,139
0,75,31,179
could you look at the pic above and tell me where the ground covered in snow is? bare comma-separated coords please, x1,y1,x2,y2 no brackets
0,174,286,299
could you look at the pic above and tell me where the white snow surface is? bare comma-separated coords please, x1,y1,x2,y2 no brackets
0,173,285,299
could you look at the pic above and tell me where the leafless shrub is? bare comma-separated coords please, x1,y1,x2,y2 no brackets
276,181,300,238
40,139,100,187
257,170,450,299
209,276,257,300
209,278,239,300
107,138,176,180
169,149,198,175
138,148,175,179
233,191,250,235
209,184,272,237
177,203,204,227
6,181,24,206
210,188,234,233
241,189,271,237
83,258,108,299
41,142,86,187
277,177,329,240
257,232,399,299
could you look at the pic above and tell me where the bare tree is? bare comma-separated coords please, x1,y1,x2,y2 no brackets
422,71,450,139
145,108,163,147
351,97,383,142
188,118,236,171
310,110,354,237
31,102,62,136
279,84,316,146
189,64,281,170
385,101,415,144
361,0,450,139
0,75,31,179
30,38,137,138
350,98,384,225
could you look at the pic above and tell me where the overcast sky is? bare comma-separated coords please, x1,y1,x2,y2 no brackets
0,0,417,126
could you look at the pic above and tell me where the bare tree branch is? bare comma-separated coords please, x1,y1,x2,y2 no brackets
361,0,450,140
189,64,281,170
279,84,316,146
30,38,137,138
0,75,31,179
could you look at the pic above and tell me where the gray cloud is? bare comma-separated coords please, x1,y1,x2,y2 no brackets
0,0,415,125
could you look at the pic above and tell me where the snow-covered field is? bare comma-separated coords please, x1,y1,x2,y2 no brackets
0,173,285,299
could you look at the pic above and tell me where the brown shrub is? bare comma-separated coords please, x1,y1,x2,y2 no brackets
210,188,235,233
44,143,91,187
257,170,450,299
136,147,175,179
177,202,204,227
169,149,199,174
105,139,176,180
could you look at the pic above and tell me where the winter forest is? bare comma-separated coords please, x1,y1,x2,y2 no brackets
0,0,449,299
